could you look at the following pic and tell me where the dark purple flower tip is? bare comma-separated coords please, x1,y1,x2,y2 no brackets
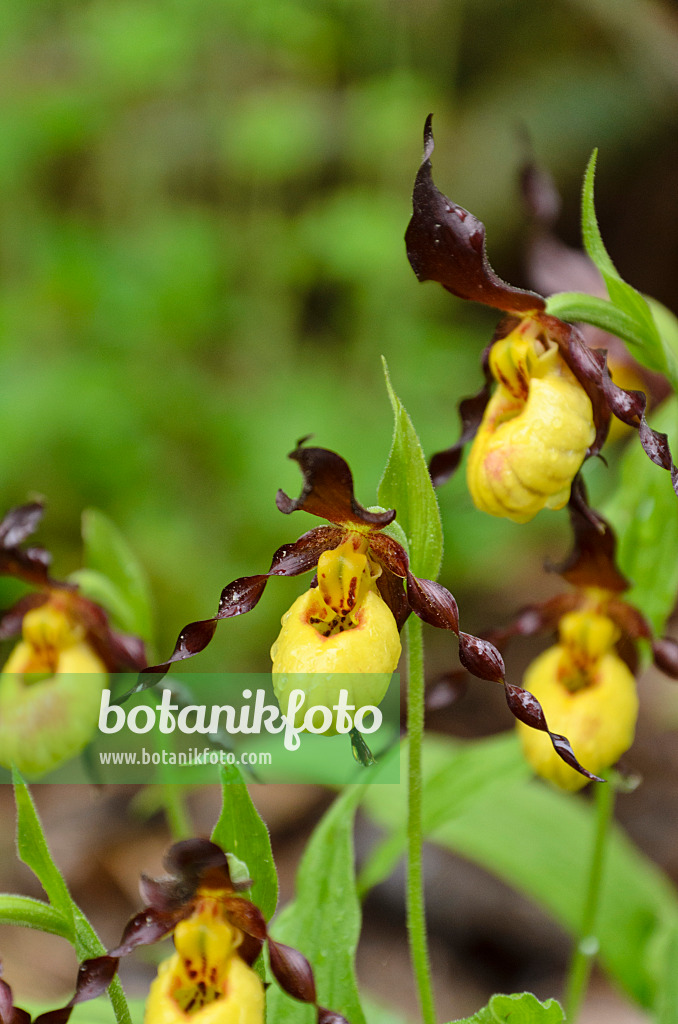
277,441,396,529
405,115,546,314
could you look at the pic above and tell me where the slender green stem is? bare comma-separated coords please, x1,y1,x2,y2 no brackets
564,776,616,1023
109,976,134,1024
405,613,436,1024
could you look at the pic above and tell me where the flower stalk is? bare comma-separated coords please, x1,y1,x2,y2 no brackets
564,773,616,1023
406,612,436,1024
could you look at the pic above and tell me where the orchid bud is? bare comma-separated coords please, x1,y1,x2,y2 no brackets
517,610,637,790
0,601,107,776
144,900,264,1023
270,539,401,732
466,319,595,523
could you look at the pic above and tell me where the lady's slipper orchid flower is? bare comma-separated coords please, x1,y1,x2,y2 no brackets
489,480,678,788
134,442,600,782
0,503,146,776
405,117,678,518
58,839,351,1024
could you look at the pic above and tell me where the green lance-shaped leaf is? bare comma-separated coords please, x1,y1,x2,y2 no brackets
13,769,76,938
211,762,278,923
604,395,678,636
0,894,70,937
361,734,678,1012
79,508,154,641
656,920,678,1024
548,151,678,390
448,991,564,1024
378,358,443,581
12,771,132,1023
266,786,367,1024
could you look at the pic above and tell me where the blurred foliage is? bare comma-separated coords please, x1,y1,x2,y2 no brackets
2,0,678,674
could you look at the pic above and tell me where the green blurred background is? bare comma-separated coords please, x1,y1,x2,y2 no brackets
2,0,678,672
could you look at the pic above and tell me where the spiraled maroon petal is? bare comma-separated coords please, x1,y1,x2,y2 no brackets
276,443,395,528
108,906,184,957
0,592,48,641
554,478,628,592
458,632,505,683
405,116,545,314
367,532,409,578
29,957,120,1024
318,1009,350,1024
123,527,341,696
652,637,678,679
376,565,411,631
406,573,459,632
268,940,317,1003
605,597,651,643
0,503,44,548
599,363,678,493
545,315,611,457
223,896,268,941
505,682,603,782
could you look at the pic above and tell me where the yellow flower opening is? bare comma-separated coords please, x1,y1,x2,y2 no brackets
466,317,595,523
270,537,401,732
144,895,264,1024
517,603,638,790
0,599,107,775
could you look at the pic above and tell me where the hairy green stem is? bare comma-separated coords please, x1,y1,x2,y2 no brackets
406,613,436,1024
109,976,133,1024
564,776,616,1023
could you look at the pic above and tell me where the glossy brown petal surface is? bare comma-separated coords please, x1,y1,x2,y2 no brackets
555,478,628,592
277,443,395,528
123,527,343,697
406,574,459,633
268,940,317,1003
405,116,546,314
505,682,603,782
317,1010,350,1024
652,637,678,678
457,632,505,683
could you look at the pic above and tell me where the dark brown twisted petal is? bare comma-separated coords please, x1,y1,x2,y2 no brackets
318,1009,350,1024
0,972,31,1024
405,115,546,314
405,574,459,632
652,637,678,678
550,314,678,492
504,682,604,782
554,477,629,592
366,532,409,578
604,597,652,643
268,940,317,1003
30,956,120,1024
376,564,411,632
223,895,268,941
277,442,395,528
119,526,344,699
545,315,611,457
0,592,48,640
457,632,505,683
108,905,185,957
429,344,494,487
0,503,44,549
